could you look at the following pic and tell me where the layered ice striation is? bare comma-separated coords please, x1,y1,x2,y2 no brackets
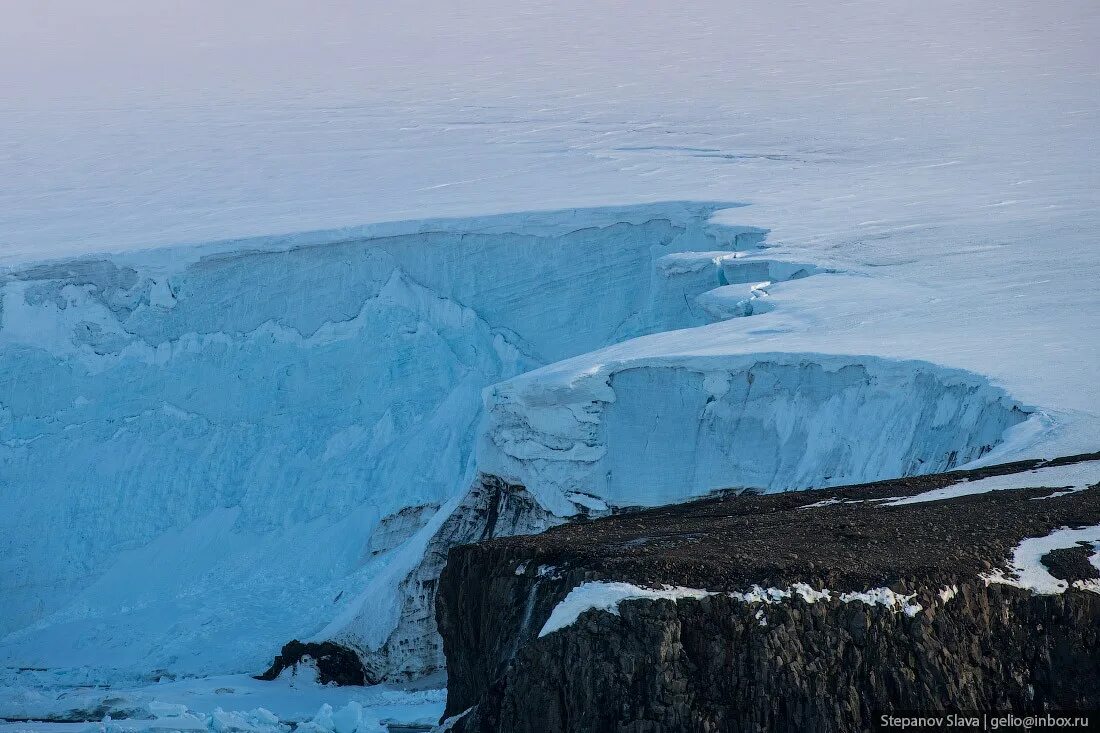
0,202,760,683
480,355,1030,513
0,201,1030,686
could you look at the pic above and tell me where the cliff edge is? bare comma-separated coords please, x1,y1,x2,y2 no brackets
437,453,1100,732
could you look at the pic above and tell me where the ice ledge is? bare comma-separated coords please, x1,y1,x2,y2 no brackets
0,200,756,273
479,351,1035,515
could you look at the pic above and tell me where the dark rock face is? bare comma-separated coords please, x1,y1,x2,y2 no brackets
350,475,571,682
438,545,588,716
457,589,1100,733
437,453,1100,732
1041,544,1100,582
255,640,367,686
255,475,581,685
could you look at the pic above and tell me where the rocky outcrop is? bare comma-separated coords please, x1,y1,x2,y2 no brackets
351,476,564,682
449,587,1099,733
436,453,1100,732
338,474,613,683
254,640,366,686
256,474,612,685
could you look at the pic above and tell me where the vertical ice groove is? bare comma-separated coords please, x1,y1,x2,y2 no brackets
0,202,774,683
477,356,1031,512
0,202,1033,685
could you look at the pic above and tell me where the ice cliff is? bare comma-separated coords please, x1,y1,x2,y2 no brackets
480,356,1029,513
0,202,1034,686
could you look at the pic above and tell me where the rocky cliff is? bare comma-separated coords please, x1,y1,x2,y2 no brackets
347,474,600,682
436,453,1100,732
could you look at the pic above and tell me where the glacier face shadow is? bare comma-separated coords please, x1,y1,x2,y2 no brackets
521,359,1029,510
0,201,1029,686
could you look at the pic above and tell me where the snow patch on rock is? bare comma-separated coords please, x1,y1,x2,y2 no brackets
539,582,715,637
884,460,1100,506
985,525,1100,595
540,580,926,638
838,588,923,617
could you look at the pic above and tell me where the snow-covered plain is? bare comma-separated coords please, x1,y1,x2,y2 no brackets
2,0,1099,728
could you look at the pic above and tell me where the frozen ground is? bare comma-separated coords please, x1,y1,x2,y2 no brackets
2,0,1099,728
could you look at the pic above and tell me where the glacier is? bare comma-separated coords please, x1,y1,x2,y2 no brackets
0,201,783,677
2,0,1099,725
481,355,1029,513
0,201,1051,691
0,202,767,684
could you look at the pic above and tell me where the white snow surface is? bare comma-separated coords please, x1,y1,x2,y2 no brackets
1,0,1098,699
985,526,1100,595
539,581,926,637
539,582,715,637
0,671,443,733
884,461,1100,506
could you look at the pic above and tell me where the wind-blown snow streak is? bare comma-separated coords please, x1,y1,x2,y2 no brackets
0,202,1032,686
539,582,715,637
884,460,1100,506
